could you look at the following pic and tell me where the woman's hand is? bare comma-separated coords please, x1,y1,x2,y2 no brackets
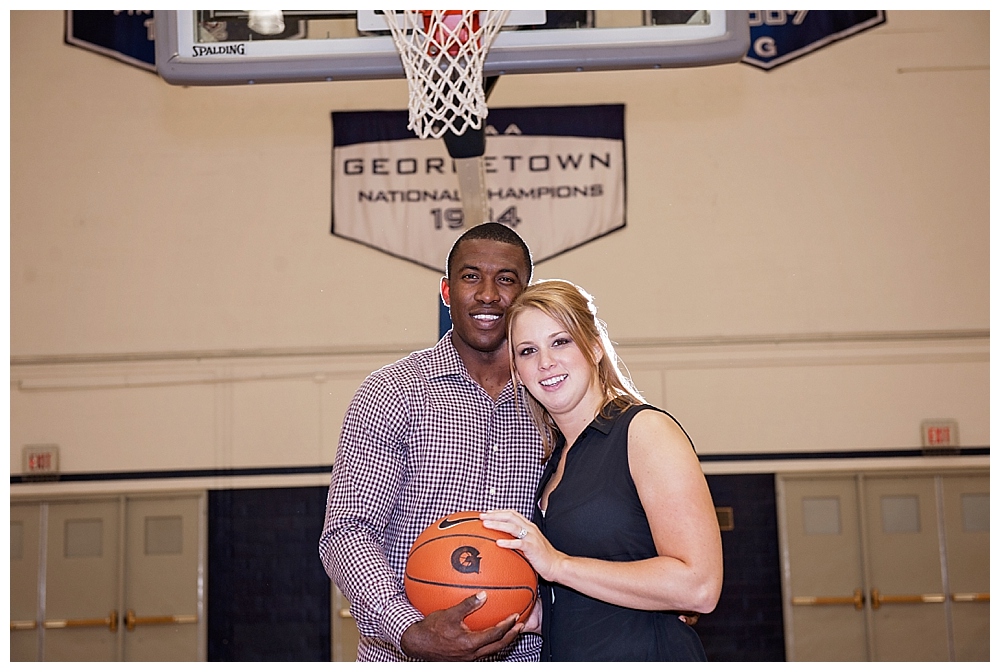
523,597,543,634
479,510,566,582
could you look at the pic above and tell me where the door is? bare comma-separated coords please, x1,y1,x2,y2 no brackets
780,477,867,661
941,474,989,661
43,499,122,661
10,503,42,661
123,495,204,661
331,585,360,661
863,476,948,660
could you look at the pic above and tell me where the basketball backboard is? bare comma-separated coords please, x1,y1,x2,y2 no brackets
154,10,750,86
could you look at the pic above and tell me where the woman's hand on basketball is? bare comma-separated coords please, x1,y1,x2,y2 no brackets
480,510,565,582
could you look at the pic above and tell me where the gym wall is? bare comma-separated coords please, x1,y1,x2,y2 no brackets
10,11,987,478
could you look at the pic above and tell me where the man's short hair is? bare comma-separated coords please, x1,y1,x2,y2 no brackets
446,222,533,281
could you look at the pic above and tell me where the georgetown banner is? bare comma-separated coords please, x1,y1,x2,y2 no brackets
742,10,886,71
331,105,626,272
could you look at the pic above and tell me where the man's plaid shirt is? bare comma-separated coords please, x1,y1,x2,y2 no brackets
319,333,545,661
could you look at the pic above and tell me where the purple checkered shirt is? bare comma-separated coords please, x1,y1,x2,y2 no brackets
319,333,545,661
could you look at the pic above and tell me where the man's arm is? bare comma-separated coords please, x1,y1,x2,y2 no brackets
319,373,423,651
319,370,526,660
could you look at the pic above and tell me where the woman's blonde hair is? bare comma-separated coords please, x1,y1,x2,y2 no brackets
506,279,645,459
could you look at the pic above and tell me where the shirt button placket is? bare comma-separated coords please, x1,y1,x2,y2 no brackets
487,410,500,508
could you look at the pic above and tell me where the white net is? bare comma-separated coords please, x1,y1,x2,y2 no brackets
382,10,510,139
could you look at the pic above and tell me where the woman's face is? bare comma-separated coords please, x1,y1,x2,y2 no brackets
511,307,602,425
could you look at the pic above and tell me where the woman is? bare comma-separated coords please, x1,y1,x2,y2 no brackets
480,279,723,661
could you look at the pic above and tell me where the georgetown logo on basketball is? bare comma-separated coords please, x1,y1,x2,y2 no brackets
450,546,482,574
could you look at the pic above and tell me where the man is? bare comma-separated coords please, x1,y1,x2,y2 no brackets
319,223,544,661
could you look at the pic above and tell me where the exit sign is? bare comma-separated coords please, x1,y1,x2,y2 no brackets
23,444,60,478
921,420,959,448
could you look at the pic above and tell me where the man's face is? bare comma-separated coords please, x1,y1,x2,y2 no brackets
441,239,529,355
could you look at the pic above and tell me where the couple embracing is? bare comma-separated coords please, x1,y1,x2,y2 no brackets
319,223,723,662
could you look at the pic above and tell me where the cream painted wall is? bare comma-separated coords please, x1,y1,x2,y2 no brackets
9,11,989,480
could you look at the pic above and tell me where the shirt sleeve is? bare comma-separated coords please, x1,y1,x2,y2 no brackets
318,369,424,651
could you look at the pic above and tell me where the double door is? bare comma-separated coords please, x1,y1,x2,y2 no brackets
10,493,205,661
779,471,988,661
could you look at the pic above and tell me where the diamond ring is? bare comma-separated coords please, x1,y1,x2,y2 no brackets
517,528,528,539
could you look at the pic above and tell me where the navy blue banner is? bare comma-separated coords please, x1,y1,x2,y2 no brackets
742,10,886,71
485,105,625,141
333,105,625,147
65,10,156,72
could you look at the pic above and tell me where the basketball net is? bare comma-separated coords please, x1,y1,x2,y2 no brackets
383,10,508,228
382,10,509,139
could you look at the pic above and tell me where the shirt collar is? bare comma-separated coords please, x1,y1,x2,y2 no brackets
425,331,467,380
588,401,623,435
552,402,620,457
426,330,517,401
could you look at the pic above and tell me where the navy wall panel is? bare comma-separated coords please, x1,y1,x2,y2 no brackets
696,473,785,661
204,475,784,661
208,487,331,661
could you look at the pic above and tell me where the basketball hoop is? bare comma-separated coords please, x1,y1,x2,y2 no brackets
382,10,509,140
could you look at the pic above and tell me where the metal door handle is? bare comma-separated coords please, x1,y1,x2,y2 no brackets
124,609,198,631
10,620,38,631
791,588,865,610
951,592,989,603
870,588,946,609
338,608,354,619
43,610,118,633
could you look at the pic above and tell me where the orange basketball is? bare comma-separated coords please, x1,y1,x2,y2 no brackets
404,511,538,631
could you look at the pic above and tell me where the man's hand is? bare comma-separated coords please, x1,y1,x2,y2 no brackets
678,611,701,626
400,592,522,661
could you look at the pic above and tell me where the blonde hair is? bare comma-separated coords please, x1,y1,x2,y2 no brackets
506,279,645,459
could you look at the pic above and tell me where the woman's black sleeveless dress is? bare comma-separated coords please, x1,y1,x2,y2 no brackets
533,403,709,661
